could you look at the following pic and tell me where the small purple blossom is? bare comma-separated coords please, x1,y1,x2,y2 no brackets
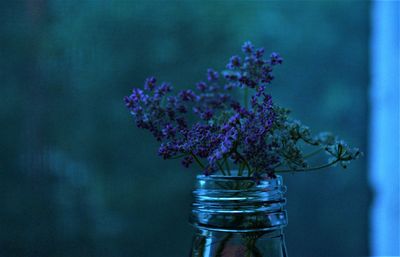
228,113,241,125
242,41,254,54
256,86,265,97
238,75,256,88
223,72,239,82
158,142,178,159
124,95,135,108
162,123,176,139
254,48,265,59
270,52,283,65
182,156,194,168
144,77,157,91
227,55,241,69
179,90,197,101
131,88,146,102
207,68,219,82
196,81,208,92
200,109,213,120
157,82,172,95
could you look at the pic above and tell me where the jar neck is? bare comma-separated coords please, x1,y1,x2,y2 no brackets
190,173,288,233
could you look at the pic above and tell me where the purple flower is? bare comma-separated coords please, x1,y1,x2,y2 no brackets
144,77,157,91
223,72,239,82
256,86,265,96
242,41,254,54
270,52,283,65
157,82,172,95
196,81,208,92
162,123,176,139
261,66,274,84
228,113,241,125
207,68,219,82
167,96,177,106
254,48,265,59
238,75,256,88
179,90,197,101
207,151,222,167
158,143,177,159
220,127,238,153
227,55,241,69
263,94,272,106
200,109,213,120
182,156,194,168
131,88,146,102
124,95,135,108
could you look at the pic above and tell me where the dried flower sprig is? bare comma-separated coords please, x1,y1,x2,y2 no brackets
124,41,361,177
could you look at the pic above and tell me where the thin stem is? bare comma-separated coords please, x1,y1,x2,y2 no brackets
191,236,205,257
160,95,166,108
303,147,324,159
244,238,263,257
224,157,231,176
238,162,244,176
271,162,283,170
169,154,187,159
191,153,205,169
244,87,249,109
244,162,252,176
300,135,319,146
215,233,233,257
275,159,340,173
235,150,252,176
217,160,227,176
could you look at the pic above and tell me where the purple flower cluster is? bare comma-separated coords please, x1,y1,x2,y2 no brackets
124,42,283,176
125,41,361,177
223,41,283,93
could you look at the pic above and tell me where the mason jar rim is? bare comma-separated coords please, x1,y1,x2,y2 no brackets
196,173,283,181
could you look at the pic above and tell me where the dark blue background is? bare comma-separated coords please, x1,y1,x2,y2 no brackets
0,1,369,256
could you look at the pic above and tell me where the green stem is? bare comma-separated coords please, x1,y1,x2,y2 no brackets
238,162,244,176
191,236,205,257
215,233,233,257
169,154,187,159
224,157,231,176
217,161,227,176
300,134,319,146
244,238,263,257
275,159,340,173
161,95,166,108
191,153,205,169
235,151,252,176
244,87,249,109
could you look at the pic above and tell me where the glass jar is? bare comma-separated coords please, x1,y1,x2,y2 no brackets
189,173,288,257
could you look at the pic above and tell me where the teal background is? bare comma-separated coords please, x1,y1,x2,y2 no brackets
1,1,369,256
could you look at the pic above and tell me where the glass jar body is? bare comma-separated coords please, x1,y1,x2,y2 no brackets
190,228,287,257
189,174,288,257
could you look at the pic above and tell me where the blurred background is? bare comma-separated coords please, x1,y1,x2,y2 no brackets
1,1,398,256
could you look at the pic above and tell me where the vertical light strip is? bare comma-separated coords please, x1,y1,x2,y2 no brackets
370,1,400,256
